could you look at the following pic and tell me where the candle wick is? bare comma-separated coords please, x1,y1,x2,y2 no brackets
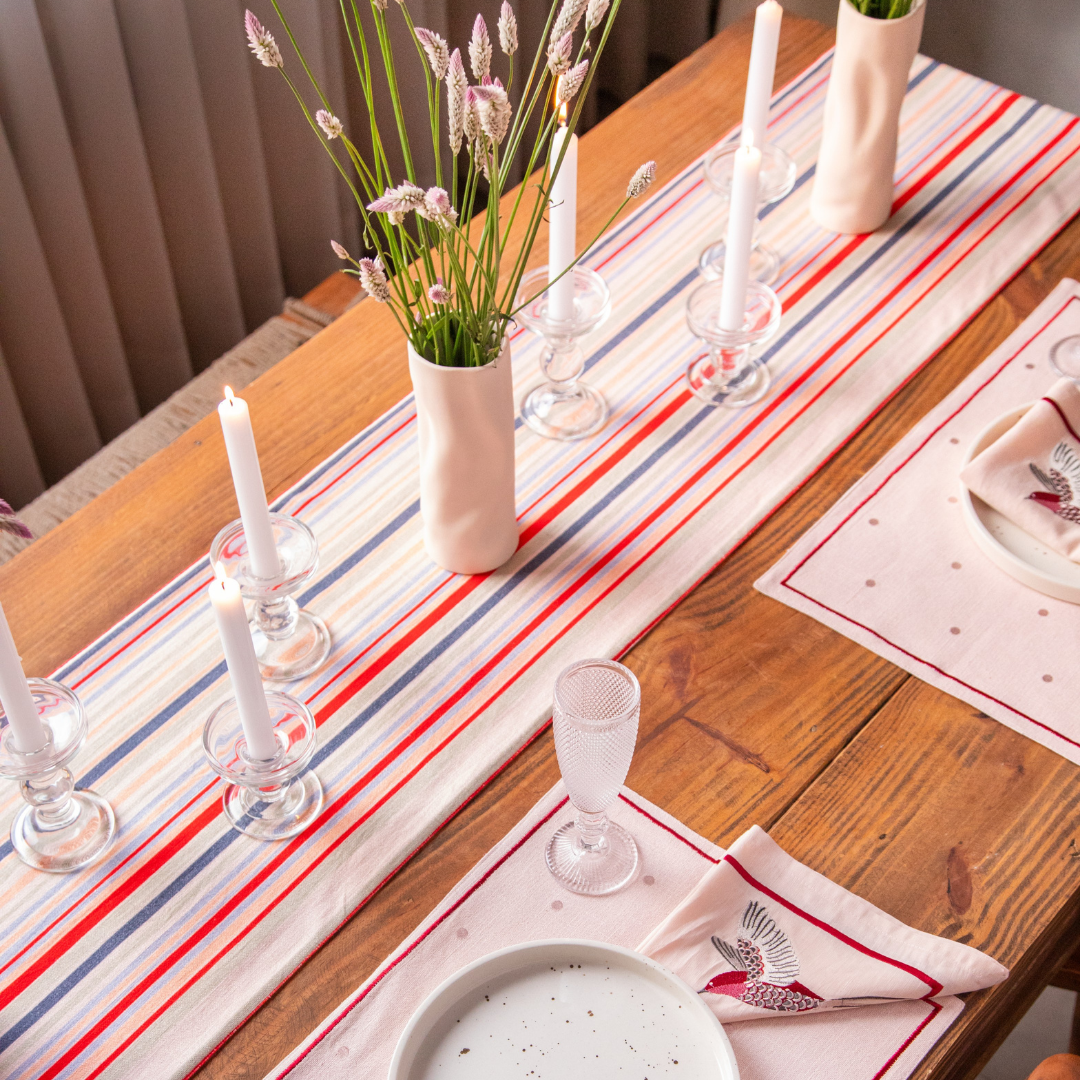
223,385,235,407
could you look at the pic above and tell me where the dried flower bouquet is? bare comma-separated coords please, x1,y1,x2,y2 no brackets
246,0,655,367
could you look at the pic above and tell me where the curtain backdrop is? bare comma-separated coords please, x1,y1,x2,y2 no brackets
0,0,713,509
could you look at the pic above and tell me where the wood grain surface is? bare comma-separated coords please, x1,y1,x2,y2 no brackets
3,13,1077,1079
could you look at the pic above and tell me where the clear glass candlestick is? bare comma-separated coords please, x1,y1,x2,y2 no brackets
202,690,323,840
686,276,783,408
0,679,116,873
546,658,640,896
699,142,797,285
1050,336,1080,381
211,514,331,682
514,265,613,441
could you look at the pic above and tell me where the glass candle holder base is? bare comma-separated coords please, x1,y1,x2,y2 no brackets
521,381,609,441
515,265,612,442
212,513,331,682
203,692,323,841
1050,335,1080,381
0,679,117,874
12,789,115,874
545,816,639,896
687,351,771,408
698,238,782,286
251,608,331,682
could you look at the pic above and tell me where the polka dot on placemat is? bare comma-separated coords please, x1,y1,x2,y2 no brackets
949,437,959,445
335,1047,350,1059
1039,608,1049,616
1026,363,1035,369
551,899,563,911
866,579,876,587
1043,674,1054,683
948,496,958,504
456,927,469,939
951,562,962,570
950,626,961,635
869,518,879,526
643,875,655,886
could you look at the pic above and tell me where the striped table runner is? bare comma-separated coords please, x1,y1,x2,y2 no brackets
2,50,1079,1080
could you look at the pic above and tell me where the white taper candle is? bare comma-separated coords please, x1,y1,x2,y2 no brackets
209,565,278,761
742,1,783,149
218,388,280,580
548,114,579,324
720,141,763,332
0,598,46,752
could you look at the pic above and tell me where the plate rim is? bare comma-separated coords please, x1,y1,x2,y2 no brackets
387,936,740,1080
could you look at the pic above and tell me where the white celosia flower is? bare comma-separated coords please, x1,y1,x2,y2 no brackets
388,209,405,226
358,257,391,302
585,0,610,32
556,59,588,106
498,2,518,55
473,82,512,145
428,278,452,304
446,49,468,154
244,10,283,69
372,0,388,10
627,160,656,198
316,109,344,139
421,186,458,226
547,31,572,75
367,181,427,216
551,0,587,44
414,27,450,80
331,240,351,260
469,14,491,80
463,86,480,143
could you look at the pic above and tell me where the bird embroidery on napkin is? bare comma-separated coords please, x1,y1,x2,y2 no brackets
701,900,823,1013
1028,441,1080,523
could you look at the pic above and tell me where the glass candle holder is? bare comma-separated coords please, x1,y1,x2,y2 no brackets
686,277,783,409
1050,336,1080,381
699,142,797,286
0,679,116,873
514,265,612,441
211,513,331,682
202,690,323,840
546,658,640,896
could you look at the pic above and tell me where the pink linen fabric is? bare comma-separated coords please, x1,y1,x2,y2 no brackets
756,278,1080,765
267,786,968,1080
640,825,1006,1024
961,378,1080,561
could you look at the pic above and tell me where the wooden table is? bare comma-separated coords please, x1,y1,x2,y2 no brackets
4,14,1080,1079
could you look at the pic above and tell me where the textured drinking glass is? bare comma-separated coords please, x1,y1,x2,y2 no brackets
546,658,640,895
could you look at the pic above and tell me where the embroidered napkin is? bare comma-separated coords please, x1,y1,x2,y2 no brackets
639,825,1008,1024
961,377,1080,561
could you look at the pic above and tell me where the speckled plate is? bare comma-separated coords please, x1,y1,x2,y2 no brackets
961,404,1080,603
387,939,739,1080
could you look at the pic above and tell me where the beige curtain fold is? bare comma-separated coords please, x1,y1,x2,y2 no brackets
0,0,713,509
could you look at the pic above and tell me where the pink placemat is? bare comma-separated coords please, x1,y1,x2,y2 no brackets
267,786,962,1080
757,278,1080,764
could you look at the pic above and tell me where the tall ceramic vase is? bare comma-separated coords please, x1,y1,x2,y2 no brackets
810,0,926,235
407,340,519,575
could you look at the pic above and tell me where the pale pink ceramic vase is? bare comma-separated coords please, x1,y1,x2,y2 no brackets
407,340,519,575
810,0,926,235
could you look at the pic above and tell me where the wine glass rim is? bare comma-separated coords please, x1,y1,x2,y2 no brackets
553,658,641,726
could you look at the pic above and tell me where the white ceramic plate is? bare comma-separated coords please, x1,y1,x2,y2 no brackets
961,404,1080,603
388,938,739,1080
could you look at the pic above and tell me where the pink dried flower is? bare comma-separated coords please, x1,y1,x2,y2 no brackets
367,181,427,216
358,257,391,302
421,186,458,226
316,109,343,139
414,27,450,80
428,278,452,304
473,81,511,144
556,60,588,106
551,0,587,43
244,10,283,69
585,0,610,32
463,86,480,143
498,2,518,55
446,49,468,154
547,31,572,75
469,14,491,80
331,240,351,260
627,160,656,198
0,500,32,541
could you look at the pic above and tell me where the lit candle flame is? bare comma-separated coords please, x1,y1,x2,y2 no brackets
223,385,236,406
558,99,568,127
214,560,228,585
743,126,756,149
